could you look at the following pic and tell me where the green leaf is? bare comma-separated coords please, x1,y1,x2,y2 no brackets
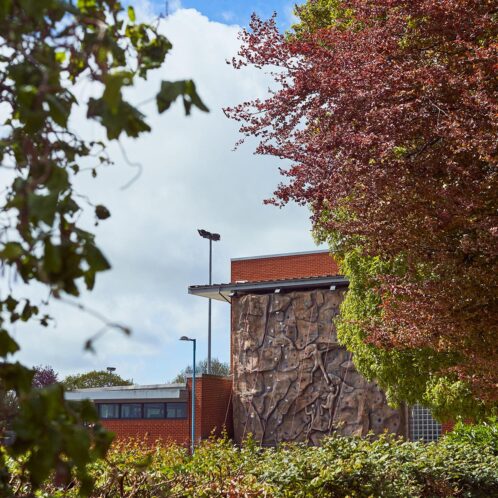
0,0,12,20
95,204,111,220
55,50,66,63
156,80,209,115
5,295,18,311
85,244,111,273
44,239,62,273
157,80,186,113
128,5,136,22
27,192,59,225
46,93,71,127
184,79,209,113
0,329,20,357
0,241,23,261
102,72,133,112
87,97,151,139
0,361,34,393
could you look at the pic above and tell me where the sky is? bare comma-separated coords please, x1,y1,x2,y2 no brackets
13,0,324,384
149,0,298,27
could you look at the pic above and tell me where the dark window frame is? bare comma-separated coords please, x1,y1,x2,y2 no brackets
166,402,187,419
144,403,166,419
120,403,143,419
98,403,120,420
95,401,188,420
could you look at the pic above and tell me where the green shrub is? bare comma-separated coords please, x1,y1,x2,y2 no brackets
445,417,498,455
3,429,497,497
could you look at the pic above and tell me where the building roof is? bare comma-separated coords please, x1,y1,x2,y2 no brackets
188,275,348,303
230,249,331,261
65,383,185,402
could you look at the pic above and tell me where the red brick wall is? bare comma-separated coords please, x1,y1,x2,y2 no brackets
231,251,339,283
441,421,455,434
441,419,473,434
102,376,233,446
101,419,190,445
199,375,233,438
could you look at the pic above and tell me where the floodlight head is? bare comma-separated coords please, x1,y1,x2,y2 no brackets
106,366,116,373
197,229,220,241
179,336,191,341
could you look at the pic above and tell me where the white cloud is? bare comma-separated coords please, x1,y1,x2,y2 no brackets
13,6,323,384
221,10,235,22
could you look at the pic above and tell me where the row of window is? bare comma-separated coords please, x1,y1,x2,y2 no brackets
97,402,187,420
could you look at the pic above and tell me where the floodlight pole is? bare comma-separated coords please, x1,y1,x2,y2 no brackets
197,229,220,374
208,237,212,373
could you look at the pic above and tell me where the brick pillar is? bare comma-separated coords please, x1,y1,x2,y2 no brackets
187,374,233,442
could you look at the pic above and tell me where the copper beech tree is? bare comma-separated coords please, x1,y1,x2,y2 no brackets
226,1,497,419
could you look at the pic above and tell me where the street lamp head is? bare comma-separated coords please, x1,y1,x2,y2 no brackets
197,229,220,241
180,336,193,341
106,367,116,373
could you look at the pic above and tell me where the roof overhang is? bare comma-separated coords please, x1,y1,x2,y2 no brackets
65,383,185,402
188,275,348,303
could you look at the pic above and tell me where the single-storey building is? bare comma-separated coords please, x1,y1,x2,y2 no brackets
65,375,232,445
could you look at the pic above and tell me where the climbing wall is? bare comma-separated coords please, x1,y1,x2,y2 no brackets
232,290,404,445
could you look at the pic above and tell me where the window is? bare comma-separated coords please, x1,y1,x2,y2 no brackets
166,402,187,419
410,404,441,442
96,402,186,420
144,403,165,419
121,403,142,419
99,403,119,419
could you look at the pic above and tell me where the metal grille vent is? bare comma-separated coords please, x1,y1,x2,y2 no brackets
410,404,442,442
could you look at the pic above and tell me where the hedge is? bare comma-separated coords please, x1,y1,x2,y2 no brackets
4,423,498,497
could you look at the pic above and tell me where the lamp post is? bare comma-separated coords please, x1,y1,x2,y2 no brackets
180,336,196,454
197,229,220,374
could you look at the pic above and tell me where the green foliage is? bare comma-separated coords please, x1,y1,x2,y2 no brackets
329,246,488,420
5,432,497,497
63,370,133,390
0,0,208,494
292,0,356,36
445,418,498,456
10,385,113,493
171,358,230,383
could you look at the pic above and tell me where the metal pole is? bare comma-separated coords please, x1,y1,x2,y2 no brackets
207,239,212,374
191,339,196,454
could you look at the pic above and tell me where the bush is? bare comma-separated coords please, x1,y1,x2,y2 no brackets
444,417,498,455
4,430,498,497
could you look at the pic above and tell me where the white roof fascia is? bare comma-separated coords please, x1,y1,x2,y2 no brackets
65,384,184,401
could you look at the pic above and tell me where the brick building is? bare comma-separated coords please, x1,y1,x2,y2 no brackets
190,250,443,444
65,374,232,445
68,249,443,445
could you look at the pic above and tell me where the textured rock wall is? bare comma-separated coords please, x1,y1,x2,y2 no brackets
232,290,404,445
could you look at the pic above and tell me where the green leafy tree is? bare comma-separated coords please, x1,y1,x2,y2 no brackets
0,0,207,494
64,370,132,390
172,358,230,384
